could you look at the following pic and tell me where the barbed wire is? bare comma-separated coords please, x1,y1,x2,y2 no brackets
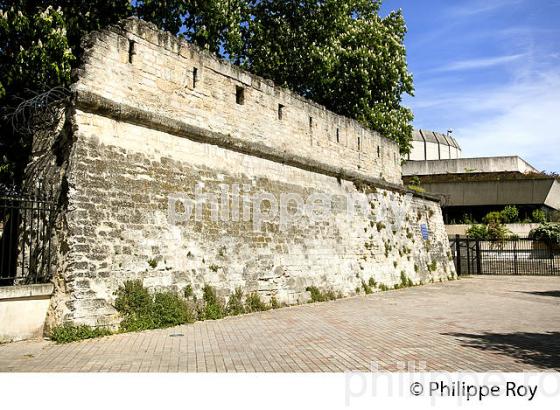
3,86,71,137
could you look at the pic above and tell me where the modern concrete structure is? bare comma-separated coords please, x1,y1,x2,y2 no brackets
407,129,462,161
403,155,539,176
403,130,560,224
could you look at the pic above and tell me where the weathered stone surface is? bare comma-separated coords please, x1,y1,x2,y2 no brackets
26,18,455,327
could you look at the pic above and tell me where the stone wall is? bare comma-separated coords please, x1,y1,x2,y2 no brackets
28,18,455,327
74,18,402,186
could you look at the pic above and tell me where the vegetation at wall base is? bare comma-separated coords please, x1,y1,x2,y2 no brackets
49,324,113,344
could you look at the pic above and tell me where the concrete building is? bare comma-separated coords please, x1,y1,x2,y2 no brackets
403,131,560,224
407,129,462,161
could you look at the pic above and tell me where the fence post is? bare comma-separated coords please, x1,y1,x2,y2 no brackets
455,234,462,276
466,236,471,275
476,239,482,275
550,243,555,274
513,240,518,275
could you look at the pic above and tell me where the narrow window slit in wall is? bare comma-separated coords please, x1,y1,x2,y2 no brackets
309,116,313,129
128,40,136,64
336,128,340,143
278,104,284,120
192,67,198,88
357,137,361,151
236,86,245,105
377,146,381,158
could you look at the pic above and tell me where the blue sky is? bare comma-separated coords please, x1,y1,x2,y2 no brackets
380,0,560,172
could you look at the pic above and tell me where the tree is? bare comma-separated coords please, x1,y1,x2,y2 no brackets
1,0,415,187
182,0,248,62
248,0,414,153
0,5,75,184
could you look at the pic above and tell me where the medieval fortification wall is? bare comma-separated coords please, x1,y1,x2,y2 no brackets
28,18,455,327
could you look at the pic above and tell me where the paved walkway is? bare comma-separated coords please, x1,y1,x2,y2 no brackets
1,276,559,372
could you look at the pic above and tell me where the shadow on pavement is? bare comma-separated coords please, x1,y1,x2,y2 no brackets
445,331,560,370
520,290,560,298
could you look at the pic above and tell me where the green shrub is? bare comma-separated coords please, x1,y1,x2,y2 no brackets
147,258,158,269
368,277,377,288
152,292,194,328
532,209,547,224
306,286,338,302
530,223,560,245
183,284,193,299
501,206,519,223
245,292,268,312
466,224,488,239
482,211,502,224
486,222,512,241
400,271,414,288
378,283,389,291
50,324,113,344
227,287,246,316
114,280,155,331
201,285,225,320
361,280,373,294
115,280,194,331
428,260,437,272
270,296,280,309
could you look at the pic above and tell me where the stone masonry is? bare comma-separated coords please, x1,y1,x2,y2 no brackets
26,18,456,328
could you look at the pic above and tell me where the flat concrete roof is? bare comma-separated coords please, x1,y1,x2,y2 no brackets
408,176,560,210
403,156,540,176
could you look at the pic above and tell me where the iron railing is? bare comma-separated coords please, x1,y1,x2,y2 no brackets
0,187,57,286
451,235,560,276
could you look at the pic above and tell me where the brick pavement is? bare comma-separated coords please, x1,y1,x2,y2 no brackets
1,276,559,372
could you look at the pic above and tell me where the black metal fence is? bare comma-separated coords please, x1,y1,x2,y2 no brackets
0,188,57,286
451,235,560,276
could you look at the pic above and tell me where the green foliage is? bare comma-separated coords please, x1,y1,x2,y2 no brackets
226,287,246,316
378,283,389,292
183,284,193,299
49,324,113,344
467,221,512,241
245,292,268,312
201,284,225,320
407,176,425,193
306,286,338,302
361,280,373,294
530,223,560,245
501,206,519,223
248,0,414,153
147,258,158,269
152,291,194,327
399,271,414,288
482,211,502,224
270,296,280,309
531,209,547,224
368,277,377,288
0,6,75,98
2,1,414,188
114,280,193,332
486,222,512,242
114,280,154,330
466,224,489,240
427,260,437,272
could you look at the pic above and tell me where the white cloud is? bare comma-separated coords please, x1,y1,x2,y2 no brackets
435,54,525,72
449,0,525,17
449,71,560,172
